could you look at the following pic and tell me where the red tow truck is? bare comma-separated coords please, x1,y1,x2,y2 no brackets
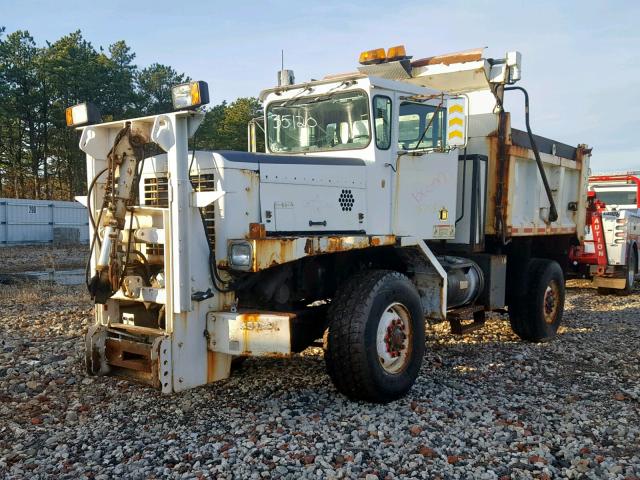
570,173,640,294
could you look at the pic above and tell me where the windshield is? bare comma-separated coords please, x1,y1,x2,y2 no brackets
594,188,637,206
267,90,370,153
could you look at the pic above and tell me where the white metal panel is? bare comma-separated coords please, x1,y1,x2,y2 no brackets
261,183,366,232
409,60,490,93
166,115,192,313
0,198,88,245
207,311,292,356
601,210,640,266
259,159,367,233
601,213,625,265
509,151,583,233
392,151,459,239
453,157,487,245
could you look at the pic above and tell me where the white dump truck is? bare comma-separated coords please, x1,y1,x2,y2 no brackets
571,173,639,294
69,46,591,402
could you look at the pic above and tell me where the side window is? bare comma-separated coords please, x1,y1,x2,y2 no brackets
373,96,392,150
398,102,446,150
398,114,420,148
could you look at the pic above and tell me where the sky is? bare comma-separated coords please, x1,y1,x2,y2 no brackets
2,0,639,172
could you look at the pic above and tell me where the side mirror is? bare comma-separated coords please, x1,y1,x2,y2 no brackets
445,97,467,148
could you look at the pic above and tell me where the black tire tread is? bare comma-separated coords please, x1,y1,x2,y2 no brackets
617,248,637,296
325,270,421,402
509,258,565,343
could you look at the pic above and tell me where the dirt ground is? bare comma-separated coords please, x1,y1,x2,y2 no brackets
0,245,88,274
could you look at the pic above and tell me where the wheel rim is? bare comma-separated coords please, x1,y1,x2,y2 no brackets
376,302,412,374
543,280,560,324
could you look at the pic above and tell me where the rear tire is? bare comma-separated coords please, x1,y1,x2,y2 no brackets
617,248,637,296
325,270,425,403
509,258,565,342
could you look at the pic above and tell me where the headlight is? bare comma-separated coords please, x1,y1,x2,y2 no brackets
65,102,102,127
229,241,252,270
171,81,210,110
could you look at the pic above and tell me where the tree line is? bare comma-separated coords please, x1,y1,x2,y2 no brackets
0,28,262,200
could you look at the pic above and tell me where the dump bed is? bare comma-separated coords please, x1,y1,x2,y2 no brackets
464,112,590,243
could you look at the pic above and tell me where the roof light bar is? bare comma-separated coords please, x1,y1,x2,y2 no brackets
359,48,386,65
359,45,409,65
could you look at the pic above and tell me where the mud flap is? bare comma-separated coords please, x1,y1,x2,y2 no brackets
396,238,448,321
593,276,626,289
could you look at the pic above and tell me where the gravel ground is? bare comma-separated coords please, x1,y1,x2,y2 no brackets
0,279,638,479
0,245,87,274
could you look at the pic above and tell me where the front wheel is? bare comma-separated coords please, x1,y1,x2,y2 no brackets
325,270,425,403
509,258,565,342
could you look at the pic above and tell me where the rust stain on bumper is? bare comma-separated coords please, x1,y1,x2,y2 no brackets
250,238,298,270
235,312,293,357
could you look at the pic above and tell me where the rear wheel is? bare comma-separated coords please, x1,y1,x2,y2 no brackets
325,270,425,403
509,258,565,342
617,248,637,296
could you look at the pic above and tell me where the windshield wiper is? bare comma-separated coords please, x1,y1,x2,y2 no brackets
298,81,354,105
279,86,314,107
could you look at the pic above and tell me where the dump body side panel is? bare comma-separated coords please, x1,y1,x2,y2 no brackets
465,112,589,241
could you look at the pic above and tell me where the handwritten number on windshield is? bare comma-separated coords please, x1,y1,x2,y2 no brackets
272,114,318,129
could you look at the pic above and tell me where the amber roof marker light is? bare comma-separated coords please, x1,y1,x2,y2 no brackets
359,48,387,65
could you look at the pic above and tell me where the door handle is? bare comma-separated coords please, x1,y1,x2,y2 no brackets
309,220,327,227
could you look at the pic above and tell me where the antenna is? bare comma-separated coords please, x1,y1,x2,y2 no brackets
277,50,295,86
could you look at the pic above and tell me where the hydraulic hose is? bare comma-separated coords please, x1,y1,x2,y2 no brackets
86,167,109,247
504,86,558,222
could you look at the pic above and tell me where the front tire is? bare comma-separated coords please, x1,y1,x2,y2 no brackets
509,258,565,342
325,270,425,403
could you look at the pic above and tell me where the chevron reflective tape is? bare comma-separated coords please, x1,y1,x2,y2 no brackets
446,97,466,147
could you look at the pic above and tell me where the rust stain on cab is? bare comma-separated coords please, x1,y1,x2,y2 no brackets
249,235,396,272
251,238,297,271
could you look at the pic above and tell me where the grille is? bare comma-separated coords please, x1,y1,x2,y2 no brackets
339,189,354,211
190,173,216,248
144,177,169,207
146,243,164,257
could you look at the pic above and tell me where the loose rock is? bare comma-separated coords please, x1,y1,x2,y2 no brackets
0,248,639,479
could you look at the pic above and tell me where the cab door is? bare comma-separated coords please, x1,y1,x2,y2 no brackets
391,98,459,240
